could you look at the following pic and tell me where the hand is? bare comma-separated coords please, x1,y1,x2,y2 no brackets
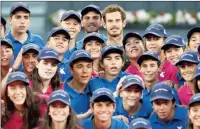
97,70,105,78
12,48,23,70
113,115,129,123
1,100,5,115
115,76,127,97
164,80,174,88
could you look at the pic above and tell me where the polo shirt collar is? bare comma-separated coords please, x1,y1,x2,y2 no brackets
6,30,33,43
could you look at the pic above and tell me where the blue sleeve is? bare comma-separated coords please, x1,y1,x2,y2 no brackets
172,88,180,104
88,78,103,93
33,34,45,48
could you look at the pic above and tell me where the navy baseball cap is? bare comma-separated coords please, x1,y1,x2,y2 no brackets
1,38,13,49
1,17,6,26
83,32,104,48
81,4,101,17
48,90,71,105
150,82,174,102
161,35,186,50
175,51,199,66
69,49,93,66
6,71,29,86
121,75,144,90
129,118,152,129
37,47,61,63
10,2,30,15
137,51,161,66
60,10,81,23
123,32,142,48
47,27,70,40
101,45,123,60
143,23,167,38
189,93,200,107
22,43,40,54
193,63,200,79
90,88,115,103
187,26,200,40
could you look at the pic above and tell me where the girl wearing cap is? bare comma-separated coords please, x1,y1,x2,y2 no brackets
123,32,144,78
1,71,40,129
187,26,200,52
188,93,200,129
40,90,83,129
82,32,105,77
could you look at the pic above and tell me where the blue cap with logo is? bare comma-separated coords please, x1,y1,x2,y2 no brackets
187,26,200,40
22,43,40,54
6,71,29,86
81,4,101,17
10,2,30,15
150,82,174,102
143,23,167,38
129,118,152,129
122,75,144,90
90,88,115,103
175,51,199,66
189,93,200,107
137,51,161,66
161,35,186,50
83,32,104,48
47,27,70,40
38,47,61,63
1,17,6,26
193,63,200,79
123,32,143,48
69,49,93,66
48,90,71,105
101,45,123,60
1,38,13,49
60,10,81,23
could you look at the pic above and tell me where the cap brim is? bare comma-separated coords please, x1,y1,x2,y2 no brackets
22,48,40,55
150,95,173,102
123,33,142,46
91,95,115,103
122,82,144,90
51,30,71,40
48,98,70,105
11,6,30,14
81,7,101,16
101,48,123,60
83,36,104,46
187,27,200,40
62,14,81,23
1,40,13,49
7,79,29,86
39,56,61,63
161,43,185,50
143,32,164,38
137,55,160,66
193,73,200,79
175,59,199,66
70,57,93,65
1,17,6,25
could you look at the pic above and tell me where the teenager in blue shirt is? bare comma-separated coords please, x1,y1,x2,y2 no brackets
81,88,128,129
114,75,152,123
149,82,188,129
89,45,129,92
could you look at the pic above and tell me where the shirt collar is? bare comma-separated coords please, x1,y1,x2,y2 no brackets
6,30,32,43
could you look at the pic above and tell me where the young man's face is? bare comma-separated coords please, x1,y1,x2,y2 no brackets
22,51,38,74
101,53,124,77
164,46,184,65
188,103,200,128
145,34,164,54
152,99,174,122
1,44,13,67
103,11,126,37
85,40,103,59
178,62,197,81
59,18,81,40
0,23,5,38
125,37,144,59
91,101,115,122
140,59,159,83
82,11,102,33
70,61,93,85
189,32,200,52
47,34,69,55
8,11,30,34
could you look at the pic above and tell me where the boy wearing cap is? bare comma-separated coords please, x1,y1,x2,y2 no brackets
129,118,152,129
187,26,200,52
64,50,93,117
114,75,152,122
149,82,188,129
6,2,45,60
76,4,107,49
1,17,6,38
175,51,199,105
123,32,144,77
89,45,129,92
46,26,71,82
81,88,128,129
59,10,81,59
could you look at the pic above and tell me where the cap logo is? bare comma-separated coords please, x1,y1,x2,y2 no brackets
24,44,39,49
12,74,26,79
193,95,200,100
95,89,112,96
154,88,168,93
147,26,160,31
45,50,58,56
127,77,141,83
181,53,194,58
76,51,89,56
52,92,66,98
132,121,147,126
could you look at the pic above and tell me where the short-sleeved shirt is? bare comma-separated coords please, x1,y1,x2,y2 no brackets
64,41,79,59
64,77,92,114
149,105,188,129
176,72,185,87
178,84,193,105
58,57,71,82
3,112,24,129
125,64,142,78
81,116,128,129
114,97,152,122
89,71,129,93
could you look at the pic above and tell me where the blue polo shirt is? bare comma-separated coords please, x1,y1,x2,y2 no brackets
76,33,107,50
176,72,185,87
114,97,152,122
64,41,79,59
64,77,92,114
81,115,128,129
149,105,188,129
6,30,45,60
89,72,129,93
58,58,71,82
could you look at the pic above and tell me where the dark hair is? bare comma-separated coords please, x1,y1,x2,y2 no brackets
41,105,80,129
70,58,93,68
100,51,124,63
163,45,185,53
139,56,161,67
194,76,200,94
30,59,61,93
2,83,40,129
22,49,39,56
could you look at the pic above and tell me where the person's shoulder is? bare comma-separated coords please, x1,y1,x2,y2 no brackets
111,118,128,129
80,117,93,128
177,84,187,93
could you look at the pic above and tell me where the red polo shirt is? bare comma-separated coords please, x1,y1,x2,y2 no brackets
3,112,23,129
178,84,193,106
